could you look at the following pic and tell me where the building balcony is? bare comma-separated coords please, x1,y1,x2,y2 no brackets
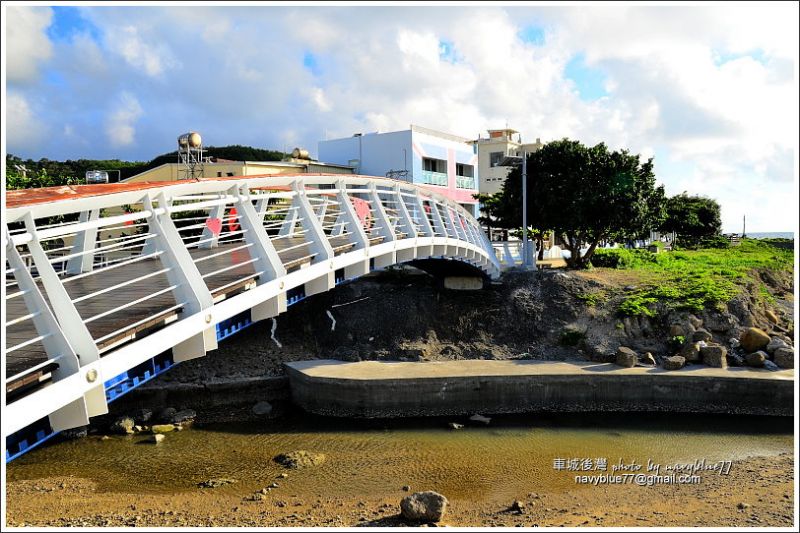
456,175,476,189
421,170,448,186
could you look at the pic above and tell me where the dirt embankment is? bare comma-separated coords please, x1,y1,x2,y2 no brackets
150,266,794,386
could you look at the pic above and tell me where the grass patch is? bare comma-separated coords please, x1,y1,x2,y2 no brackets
588,239,793,317
576,290,607,307
759,283,777,305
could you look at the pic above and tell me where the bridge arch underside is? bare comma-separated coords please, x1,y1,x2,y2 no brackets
4,174,501,460
407,257,489,280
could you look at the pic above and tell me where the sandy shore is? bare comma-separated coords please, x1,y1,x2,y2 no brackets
6,452,793,527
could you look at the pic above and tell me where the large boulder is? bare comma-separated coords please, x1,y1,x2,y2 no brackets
692,329,713,342
700,344,728,368
662,356,685,371
615,347,638,368
400,491,449,523
773,347,794,369
745,351,767,368
739,328,770,353
766,337,789,355
678,341,702,363
274,450,326,469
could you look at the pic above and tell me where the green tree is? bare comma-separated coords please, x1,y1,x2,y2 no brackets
659,193,722,249
493,139,666,269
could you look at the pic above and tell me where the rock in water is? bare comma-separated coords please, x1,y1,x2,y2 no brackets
745,351,767,367
773,347,794,369
198,478,237,488
149,434,165,444
739,328,770,353
274,450,326,469
400,491,448,523
447,422,464,430
151,424,176,434
692,329,713,342
510,500,526,514
700,344,728,368
763,360,780,371
662,356,685,370
252,401,273,416
110,416,135,435
469,414,491,425
640,352,657,366
615,347,637,368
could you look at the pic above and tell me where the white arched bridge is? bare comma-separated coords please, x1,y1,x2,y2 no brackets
3,174,500,461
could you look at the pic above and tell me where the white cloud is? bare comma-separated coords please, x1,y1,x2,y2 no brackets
108,25,177,76
312,87,332,112
6,6,53,83
7,5,797,231
6,92,45,148
105,92,143,147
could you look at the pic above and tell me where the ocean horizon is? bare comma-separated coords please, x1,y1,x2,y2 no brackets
743,232,794,239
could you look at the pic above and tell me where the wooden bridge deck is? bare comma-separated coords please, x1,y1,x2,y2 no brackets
5,233,372,394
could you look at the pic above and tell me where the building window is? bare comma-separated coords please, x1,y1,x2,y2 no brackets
422,157,446,173
456,163,473,177
456,163,475,189
489,151,504,167
421,157,447,186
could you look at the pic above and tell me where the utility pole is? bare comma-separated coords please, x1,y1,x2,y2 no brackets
742,214,746,238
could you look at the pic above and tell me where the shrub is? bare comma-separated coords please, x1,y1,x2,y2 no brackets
669,335,685,352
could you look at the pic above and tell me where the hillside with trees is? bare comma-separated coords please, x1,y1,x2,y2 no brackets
5,145,287,190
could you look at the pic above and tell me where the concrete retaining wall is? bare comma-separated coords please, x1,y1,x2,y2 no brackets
285,360,794,417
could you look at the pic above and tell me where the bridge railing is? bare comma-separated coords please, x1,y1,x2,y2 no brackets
4,174,500,438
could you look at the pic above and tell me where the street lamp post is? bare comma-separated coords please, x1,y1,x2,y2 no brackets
521,148,536,270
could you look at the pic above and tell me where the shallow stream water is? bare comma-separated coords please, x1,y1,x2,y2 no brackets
7,412,793,503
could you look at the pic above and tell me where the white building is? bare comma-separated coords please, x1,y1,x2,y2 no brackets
318,125,480,216
474,128,543,195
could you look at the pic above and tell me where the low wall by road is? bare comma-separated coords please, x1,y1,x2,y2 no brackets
285,359,795,417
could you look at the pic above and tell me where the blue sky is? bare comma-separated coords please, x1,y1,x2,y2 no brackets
4,4,798,232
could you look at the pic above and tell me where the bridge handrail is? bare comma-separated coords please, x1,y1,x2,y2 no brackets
3,173,500,437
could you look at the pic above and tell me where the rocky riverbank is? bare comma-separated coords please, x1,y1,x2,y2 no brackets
101,263,793,423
